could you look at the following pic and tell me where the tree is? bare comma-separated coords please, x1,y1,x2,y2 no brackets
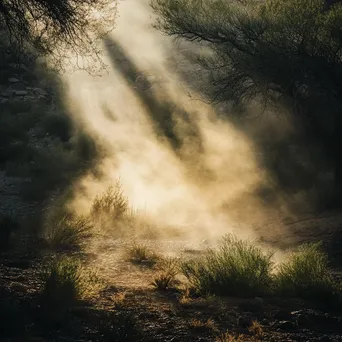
0,0,118,72
151,0,342,206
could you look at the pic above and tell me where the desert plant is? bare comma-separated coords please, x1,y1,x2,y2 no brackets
43,214,94,250
151,272,176,291
181,234,274,297
248,320,264,341
216,332,246,342
91,182,129,222
151,256,179,290
189,318,217,333
125,242,161,266
276,243,341,304
40,256,102,313
39,256,101,325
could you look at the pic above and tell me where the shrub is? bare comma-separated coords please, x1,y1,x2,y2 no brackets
189,318,217,333
125,242,161,266
275,243,341,304
151,256,179,290
43,214,94,250
91,183,129,222
181,234,274,297
39,256,102,323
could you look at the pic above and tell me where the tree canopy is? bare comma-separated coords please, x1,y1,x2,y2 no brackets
151,0,342,204
0,0,118,71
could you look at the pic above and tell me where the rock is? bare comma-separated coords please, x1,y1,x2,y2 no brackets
1,90,13,97
13,90,28,96
8,77,19,83
237,315,252,328
274,309,291,320
33,87,48,96
277,320,296,331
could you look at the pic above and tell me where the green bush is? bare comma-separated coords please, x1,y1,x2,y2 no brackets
43,214,94,250
39,256,102,324
275,243,341,305
181,234,274,297
91,183,130,222
125,242,161,266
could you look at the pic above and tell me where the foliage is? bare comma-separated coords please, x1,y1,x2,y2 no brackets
125,242,161,266
151,256,179,290
181,234,274,297
39,256,102,324
0,0,118,72
91,183,130,222
275,242,341,305
151,0,342,202
43,213,94,250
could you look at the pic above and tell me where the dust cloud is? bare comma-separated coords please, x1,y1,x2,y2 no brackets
61,0,289,246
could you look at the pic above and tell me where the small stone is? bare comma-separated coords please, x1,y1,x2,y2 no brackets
33,87,48,96
278,320,296,331
1,90,13,97
237,315,252,328
8,77,19,83
13,90,28,96
274,309,291,320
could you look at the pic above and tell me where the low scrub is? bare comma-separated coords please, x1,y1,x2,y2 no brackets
91,182,129,222
125,242,161,266
151,257,180,290
39,256,102,323
43,214,94,250
275,243,341,306
181,234,274,297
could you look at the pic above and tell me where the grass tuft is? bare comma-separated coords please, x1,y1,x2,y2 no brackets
216,332,246,342
43,214,94,250
125,242,161,266
181,234,274,297
91,182,129,222
151,256,179,290
40,256,101,304
189,318,217,332
275,242,341,305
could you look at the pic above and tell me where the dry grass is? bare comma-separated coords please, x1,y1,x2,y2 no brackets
216,332,246,342
189,318,217,332
151,256,180,290
181,234,274,297
248,320,264,341
43,214,94,250
125,242,161,266
275,242,341,306
111,292,127,309
91,182,129,221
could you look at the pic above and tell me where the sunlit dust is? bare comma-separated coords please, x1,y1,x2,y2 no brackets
61,0,287,249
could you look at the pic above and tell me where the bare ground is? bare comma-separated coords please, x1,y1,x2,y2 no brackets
1,213,342,341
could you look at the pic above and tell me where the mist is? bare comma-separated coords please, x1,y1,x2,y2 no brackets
60,0,294,248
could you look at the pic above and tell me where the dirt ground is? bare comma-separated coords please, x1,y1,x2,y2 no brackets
1,212,342,341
